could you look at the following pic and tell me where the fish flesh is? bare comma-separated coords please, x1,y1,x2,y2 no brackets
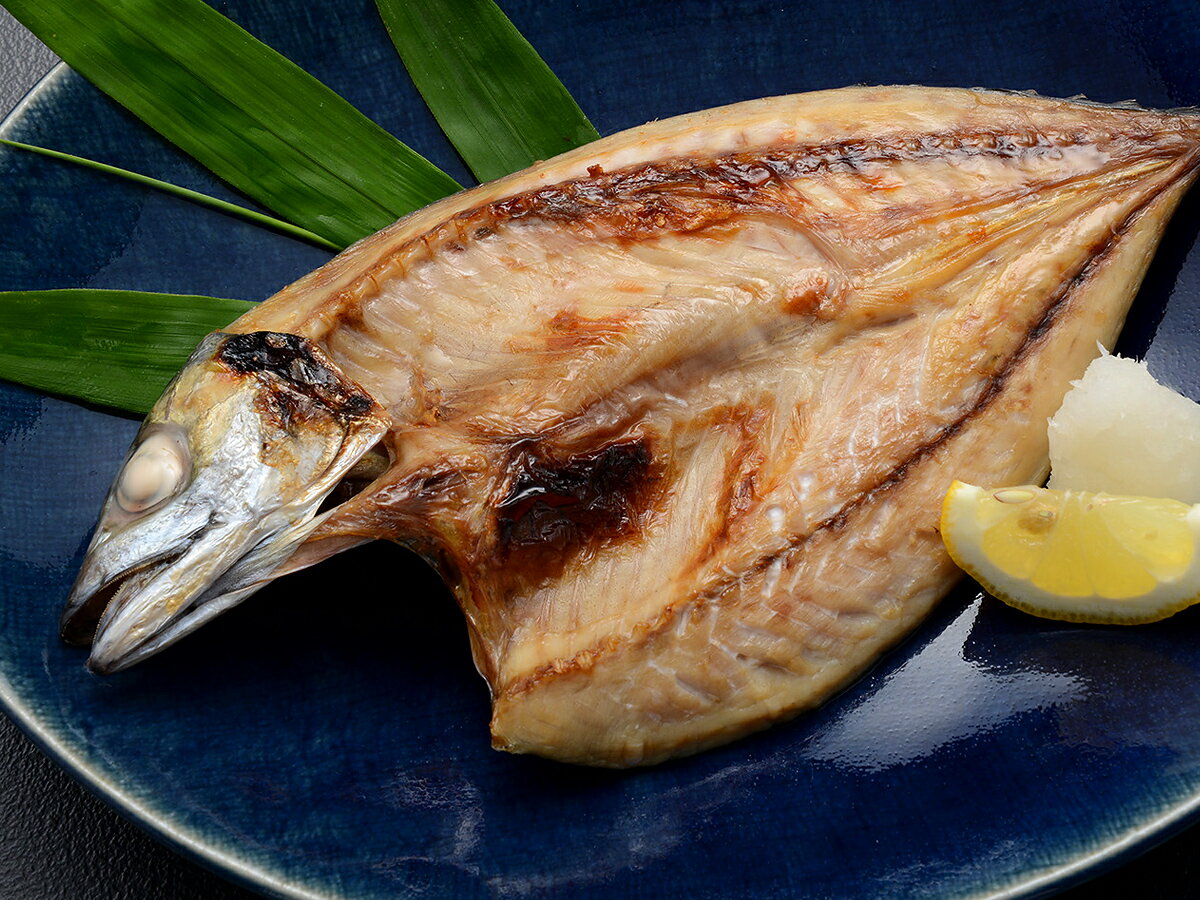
62,86,1200,767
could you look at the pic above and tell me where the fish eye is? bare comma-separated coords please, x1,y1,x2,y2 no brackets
115,427,190,514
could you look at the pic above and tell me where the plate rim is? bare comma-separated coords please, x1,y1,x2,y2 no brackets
0,60,332,900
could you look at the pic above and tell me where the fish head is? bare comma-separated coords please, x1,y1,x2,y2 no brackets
62,331,390,673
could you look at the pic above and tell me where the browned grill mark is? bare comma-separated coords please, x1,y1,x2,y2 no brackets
681,404,773,573
499,159,1193,701
217,332,378,427
333,302,368,331
321,464,472,560
493,437,658,581
312,118,1196,343
781,283,827,316
544,309,635,352
483,126,1188,235
252,389,303,436
781,273,847,318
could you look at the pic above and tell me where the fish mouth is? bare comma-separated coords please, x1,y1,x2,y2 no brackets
62,520,253,676
89,583,227,675
64,445,392,675
62,518,304,675
60,542,193,648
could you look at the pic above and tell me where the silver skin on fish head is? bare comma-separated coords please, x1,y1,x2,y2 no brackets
61,331,389,673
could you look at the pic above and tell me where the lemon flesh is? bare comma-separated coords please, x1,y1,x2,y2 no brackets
940,482,1200,623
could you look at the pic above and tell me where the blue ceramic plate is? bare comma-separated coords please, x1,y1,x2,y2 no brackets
2,1,1199,897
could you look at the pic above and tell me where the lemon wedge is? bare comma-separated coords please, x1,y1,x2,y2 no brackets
940,481,1200,623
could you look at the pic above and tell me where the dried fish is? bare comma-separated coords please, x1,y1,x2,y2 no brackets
63,86,1200,766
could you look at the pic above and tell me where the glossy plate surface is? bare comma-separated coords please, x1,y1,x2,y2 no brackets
2,1,1199,897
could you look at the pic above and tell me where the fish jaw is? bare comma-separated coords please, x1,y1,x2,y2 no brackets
63,331,389,673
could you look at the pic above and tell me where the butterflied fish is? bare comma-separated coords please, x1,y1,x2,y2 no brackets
62,86,1200,766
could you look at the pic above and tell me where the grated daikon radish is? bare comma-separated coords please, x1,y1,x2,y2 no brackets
1047,354,1200,504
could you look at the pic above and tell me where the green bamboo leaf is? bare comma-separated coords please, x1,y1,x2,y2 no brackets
376,0,601,183
0,290,252,414
2,0,461,248
0,139,340,252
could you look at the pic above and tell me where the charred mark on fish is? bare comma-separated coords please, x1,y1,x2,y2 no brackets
216,332,377,426
482,125,1197,241
496,438,656,568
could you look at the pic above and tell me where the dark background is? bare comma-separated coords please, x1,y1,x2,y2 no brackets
2,6,1199,899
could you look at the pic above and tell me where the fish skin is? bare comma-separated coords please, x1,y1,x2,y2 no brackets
81,86,1200,766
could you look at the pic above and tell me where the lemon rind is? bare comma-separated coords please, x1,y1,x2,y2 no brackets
940,481,1200,625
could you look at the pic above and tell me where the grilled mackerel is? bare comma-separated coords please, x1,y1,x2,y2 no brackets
63,86,1200,766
